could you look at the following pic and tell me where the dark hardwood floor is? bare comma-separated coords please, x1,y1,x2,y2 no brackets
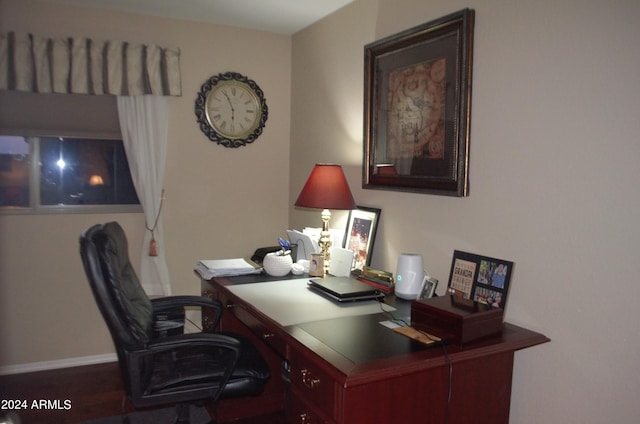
0,362,285,424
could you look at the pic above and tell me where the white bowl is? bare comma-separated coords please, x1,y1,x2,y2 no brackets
263,253,293,277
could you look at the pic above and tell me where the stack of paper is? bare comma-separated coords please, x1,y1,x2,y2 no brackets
195,258,262,279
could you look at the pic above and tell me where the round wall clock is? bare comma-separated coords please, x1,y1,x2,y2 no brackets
195,72,268,148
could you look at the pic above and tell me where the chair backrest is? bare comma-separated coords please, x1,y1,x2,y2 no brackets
79,222,153,353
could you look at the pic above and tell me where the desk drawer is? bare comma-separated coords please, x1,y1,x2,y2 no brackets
289,386,335,424
232,302,286,357
289,349,337,419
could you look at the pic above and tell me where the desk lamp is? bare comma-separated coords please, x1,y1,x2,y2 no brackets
295,164,356,274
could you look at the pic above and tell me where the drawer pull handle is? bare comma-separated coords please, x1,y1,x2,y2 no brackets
263,333,275,339
299,413,310,423
301,369,320,389
225,303,234,309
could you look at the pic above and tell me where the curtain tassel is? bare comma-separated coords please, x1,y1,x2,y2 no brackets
146,190,164,257
149,231,158,257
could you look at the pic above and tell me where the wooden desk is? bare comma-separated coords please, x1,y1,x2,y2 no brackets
201,275,549,424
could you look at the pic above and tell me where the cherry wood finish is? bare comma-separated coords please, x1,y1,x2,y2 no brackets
202,276,549,424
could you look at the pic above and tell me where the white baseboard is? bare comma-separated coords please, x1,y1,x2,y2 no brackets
0,353,118,376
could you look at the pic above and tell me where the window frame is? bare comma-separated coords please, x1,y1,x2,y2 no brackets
0,130,142,215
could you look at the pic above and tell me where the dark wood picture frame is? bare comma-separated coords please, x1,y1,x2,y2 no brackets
363,9,474,196
447,250,513,309
343,206,381,270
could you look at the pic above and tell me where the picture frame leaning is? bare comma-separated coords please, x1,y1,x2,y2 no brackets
447,250,513,309
417,276,439,300
363,8,474,196
343,206,381,271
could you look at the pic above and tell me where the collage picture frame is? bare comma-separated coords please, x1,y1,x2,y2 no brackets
447,250,513,309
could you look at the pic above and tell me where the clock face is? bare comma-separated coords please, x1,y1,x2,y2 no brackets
205,81,261,139
195,72,268,148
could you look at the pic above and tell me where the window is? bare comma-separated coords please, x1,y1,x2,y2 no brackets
0,135,140,213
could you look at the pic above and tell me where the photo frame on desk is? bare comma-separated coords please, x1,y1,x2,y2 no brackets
447,250,513,309
417,276,438,300
343,206,381,271
363,9,474,197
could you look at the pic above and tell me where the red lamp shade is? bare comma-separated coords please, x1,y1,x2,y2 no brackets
295,164,356,210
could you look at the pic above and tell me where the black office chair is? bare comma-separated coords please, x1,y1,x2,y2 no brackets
79,222,270,423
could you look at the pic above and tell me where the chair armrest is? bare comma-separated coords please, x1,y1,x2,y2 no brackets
128,333,242,403
151,295,223,330
141,333,242,378
147,332,241,352
151,295,223,311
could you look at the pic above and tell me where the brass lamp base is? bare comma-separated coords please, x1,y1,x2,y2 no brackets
318,209,333,275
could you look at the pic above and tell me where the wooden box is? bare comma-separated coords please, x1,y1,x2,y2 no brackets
411,295,504,346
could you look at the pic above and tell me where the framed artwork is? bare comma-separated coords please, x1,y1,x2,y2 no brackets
363,9,474,196
343,206,381,270
447,250,513,309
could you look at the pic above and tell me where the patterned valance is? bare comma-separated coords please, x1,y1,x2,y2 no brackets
0,32,181,96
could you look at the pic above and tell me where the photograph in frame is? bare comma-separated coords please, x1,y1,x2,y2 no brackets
363,9,474,196
417,276,439,300
343,206,381,270
447,250,513,309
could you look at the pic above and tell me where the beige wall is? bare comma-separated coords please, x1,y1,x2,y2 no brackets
291,0,640,423
0,0,291,367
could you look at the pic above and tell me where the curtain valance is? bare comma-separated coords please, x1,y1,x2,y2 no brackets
0,32,181,96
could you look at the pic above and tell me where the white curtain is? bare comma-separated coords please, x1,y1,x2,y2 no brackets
0,30,179,296
117,95,171,296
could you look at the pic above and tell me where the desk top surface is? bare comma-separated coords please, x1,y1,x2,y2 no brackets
226,278,393,326
205,274,550,374
295,312,433,363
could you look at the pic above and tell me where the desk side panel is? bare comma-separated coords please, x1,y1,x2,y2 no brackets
449,351,513,423
341,351,513,424
341,365,450,423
